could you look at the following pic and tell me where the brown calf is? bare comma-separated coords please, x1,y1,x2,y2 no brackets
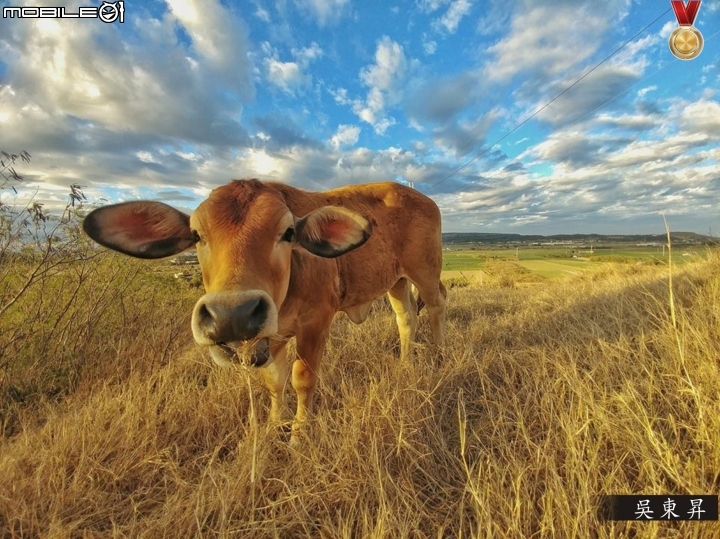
83,179,447,441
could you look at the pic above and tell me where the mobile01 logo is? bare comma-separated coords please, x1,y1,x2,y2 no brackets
2,1,124,24
669,0,703,60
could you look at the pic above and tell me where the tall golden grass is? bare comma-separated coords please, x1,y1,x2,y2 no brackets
1,248,719,537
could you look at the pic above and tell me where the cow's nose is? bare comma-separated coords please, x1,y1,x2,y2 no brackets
195,296,268,343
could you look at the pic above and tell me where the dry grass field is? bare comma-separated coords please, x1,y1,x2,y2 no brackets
1,239,720,537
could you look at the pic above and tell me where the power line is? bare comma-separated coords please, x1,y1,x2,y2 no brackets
427,8,673,189
565,27,720,130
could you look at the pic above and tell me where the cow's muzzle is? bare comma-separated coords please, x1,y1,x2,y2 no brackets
193,292,270,344
192,290,279,368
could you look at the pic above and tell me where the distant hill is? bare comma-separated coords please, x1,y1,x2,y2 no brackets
442,231,715,245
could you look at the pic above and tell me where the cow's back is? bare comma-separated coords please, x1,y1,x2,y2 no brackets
268,181,442,308
293,182,441,308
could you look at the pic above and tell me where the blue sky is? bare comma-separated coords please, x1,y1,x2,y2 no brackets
1,0,719,234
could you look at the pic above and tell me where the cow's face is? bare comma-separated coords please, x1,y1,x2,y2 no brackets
82,180,372,367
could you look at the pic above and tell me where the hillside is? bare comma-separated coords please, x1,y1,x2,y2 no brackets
1,252,719,537
443,231,714,245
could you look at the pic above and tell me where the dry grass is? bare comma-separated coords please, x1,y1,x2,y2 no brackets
1,250,720,538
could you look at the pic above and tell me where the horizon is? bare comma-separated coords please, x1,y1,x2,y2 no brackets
1,0,719,235
441,230,711,237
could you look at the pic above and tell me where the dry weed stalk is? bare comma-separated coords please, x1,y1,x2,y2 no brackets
0,235,719,537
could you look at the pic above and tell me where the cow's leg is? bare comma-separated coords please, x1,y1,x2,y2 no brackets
259,341,291,425
387,277,418,361
291,326,329,444
416,280,447,351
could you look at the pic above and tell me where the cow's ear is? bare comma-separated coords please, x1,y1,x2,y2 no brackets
83,201,196,259
295,206,372,258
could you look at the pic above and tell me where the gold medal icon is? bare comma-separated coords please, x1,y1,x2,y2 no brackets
669,25,704,60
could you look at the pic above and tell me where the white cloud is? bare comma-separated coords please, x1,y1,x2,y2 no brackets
433,0,472,33
266,59,305,93
405,71,480,124
247,149,282,175
679,98,720,136
329,87,352,105
262,41,323,94
360,37,407,91
8,87,720,234
504,98,720,231
166,0,254,96
255,7,271,22
137,151,157,163
293,42,323,64
432,111,500,158
417,0,449,13
352,37,407,134
330,124,361,149
619,33,659,60
637,85,657,98
3,0,718,235
373,118,397,135
0,0,254,146
595,113,658,130
659,21,676,39
518,48,649,127
483,2,630,83
422,34,438,55
294,0,350,26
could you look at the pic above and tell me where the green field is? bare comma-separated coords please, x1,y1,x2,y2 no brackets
443,245,711,279
440,252,486,271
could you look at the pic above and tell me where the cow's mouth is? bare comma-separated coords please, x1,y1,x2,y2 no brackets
210,337,271,368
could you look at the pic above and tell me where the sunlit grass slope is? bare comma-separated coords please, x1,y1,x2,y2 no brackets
1,252,719,538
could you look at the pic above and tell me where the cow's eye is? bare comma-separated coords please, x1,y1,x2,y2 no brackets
281,227,294,242
191,230,202,243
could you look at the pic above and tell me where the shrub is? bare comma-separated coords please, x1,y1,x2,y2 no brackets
445,276,471,289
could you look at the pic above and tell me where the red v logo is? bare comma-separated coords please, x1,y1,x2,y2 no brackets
671,0,702,26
